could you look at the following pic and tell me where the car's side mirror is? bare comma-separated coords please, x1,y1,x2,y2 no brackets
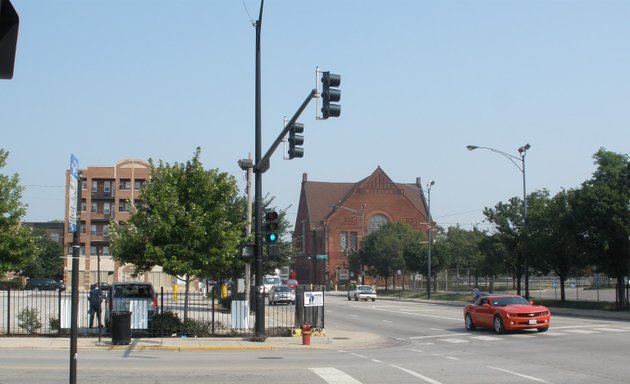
482,303,491,309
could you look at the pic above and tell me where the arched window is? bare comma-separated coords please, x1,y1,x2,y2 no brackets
367,214,389,234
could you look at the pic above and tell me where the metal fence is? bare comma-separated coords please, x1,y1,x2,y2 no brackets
0,285,320,337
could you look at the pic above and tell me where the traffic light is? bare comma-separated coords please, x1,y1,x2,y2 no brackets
265,210,279,243
0,0,19,80
288,122,304,159
321,71,341,119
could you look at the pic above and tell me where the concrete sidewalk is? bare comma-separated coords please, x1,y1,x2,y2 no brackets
0,328,390,352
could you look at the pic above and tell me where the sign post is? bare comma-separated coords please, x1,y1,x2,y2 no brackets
68,154,80,384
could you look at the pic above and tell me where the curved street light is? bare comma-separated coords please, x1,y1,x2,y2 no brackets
467,143,531,298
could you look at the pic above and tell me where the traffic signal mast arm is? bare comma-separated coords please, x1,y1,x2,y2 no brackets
255,88,317,173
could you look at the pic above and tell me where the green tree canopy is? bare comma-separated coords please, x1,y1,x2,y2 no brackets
0,149,38,275
110,147,246,282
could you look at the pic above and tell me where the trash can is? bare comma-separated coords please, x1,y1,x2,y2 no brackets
111,311,132,345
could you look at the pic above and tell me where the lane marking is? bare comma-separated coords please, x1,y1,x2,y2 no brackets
470,335,502,341
410,333,469,340
389,364,444,384
438,338,469,344
310,367,362,384
488,366,554,383
564,329,600,334
594,327,628,332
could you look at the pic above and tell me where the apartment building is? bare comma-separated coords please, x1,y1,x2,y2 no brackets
63,159,167,290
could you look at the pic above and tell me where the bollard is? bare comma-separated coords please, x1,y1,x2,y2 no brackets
301,323,312,346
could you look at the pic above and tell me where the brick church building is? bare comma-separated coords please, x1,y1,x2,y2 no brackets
292,167,431,287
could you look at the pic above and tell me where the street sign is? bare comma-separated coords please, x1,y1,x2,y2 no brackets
304,291,324,307
68,154,79,233
316,254,328,260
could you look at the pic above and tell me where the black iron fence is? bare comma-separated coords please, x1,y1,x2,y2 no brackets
1,285,325,337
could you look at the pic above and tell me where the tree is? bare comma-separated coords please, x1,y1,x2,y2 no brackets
0,149,38,275
358,222,422,290
21,230,64,279
110,148,246,320
571,148,629,306
483,197,525,295
526,189,584,302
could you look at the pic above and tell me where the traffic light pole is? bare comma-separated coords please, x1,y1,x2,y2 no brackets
253,0,265,341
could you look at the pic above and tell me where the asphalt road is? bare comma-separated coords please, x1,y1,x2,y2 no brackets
1,294,629,384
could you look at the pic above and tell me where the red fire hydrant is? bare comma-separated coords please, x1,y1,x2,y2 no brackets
301,323,312,346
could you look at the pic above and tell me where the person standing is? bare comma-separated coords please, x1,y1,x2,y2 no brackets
88,284,103,328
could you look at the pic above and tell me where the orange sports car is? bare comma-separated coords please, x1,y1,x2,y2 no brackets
464,294,550,334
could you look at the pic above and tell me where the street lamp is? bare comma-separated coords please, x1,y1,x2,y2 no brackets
466,143,531,298
427,180,435,300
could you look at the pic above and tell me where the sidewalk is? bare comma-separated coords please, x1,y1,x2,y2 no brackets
0,327,390,352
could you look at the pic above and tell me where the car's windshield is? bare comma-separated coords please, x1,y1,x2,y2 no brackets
264,277,281,285
358,286,374,292
492,296,529,306
274,286,291,292
114,284,154,298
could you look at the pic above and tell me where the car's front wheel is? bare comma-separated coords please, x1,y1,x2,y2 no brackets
347,295,351,301
537,326,549,332
465,313,476,331
493,315,505,334
354,295,358,301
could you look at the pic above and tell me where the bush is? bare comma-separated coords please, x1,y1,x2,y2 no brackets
182,319,212,337
149,310,182,337
17,307,42,334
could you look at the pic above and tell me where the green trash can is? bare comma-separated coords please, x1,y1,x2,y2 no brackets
111,311,132,345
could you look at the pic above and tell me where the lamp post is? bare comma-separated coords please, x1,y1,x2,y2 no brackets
426,180,435,299
466,143,531,298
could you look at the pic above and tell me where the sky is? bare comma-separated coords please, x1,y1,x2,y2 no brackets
2,1,629,233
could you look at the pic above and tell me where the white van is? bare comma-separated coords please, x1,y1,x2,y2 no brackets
263,275,282,294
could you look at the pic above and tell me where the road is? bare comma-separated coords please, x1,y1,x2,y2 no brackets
1,294,629,383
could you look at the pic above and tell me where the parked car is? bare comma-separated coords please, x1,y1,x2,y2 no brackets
268,285,296,305
25,278,65,292
104,282,158,328
285,279,298,290
347,285,377,301
463,294,551,334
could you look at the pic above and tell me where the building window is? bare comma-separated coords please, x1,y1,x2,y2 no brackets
350,232,358,251
103,202,111,215
90,225,97,235
91,202,97,213
340,232,348,252
91,180,98,193
90,246,97,256
80,246,85,256
134,179,145,190
103,225,109,236
81,179,87,190
119,201,131,212
81,201,86,212
80,224,86,234
50,233,59,242
119,179,131,190
103,246,110,256
104,181,111,193
368,214,389,234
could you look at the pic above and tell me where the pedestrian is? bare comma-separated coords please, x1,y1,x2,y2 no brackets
472,286,480,302
88,284,103,328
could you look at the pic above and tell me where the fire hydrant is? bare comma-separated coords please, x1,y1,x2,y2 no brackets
301,323,312,346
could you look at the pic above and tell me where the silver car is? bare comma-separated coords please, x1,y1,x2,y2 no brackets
268,285,296,306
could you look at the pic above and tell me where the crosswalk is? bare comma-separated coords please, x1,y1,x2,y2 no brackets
404,324,630,345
